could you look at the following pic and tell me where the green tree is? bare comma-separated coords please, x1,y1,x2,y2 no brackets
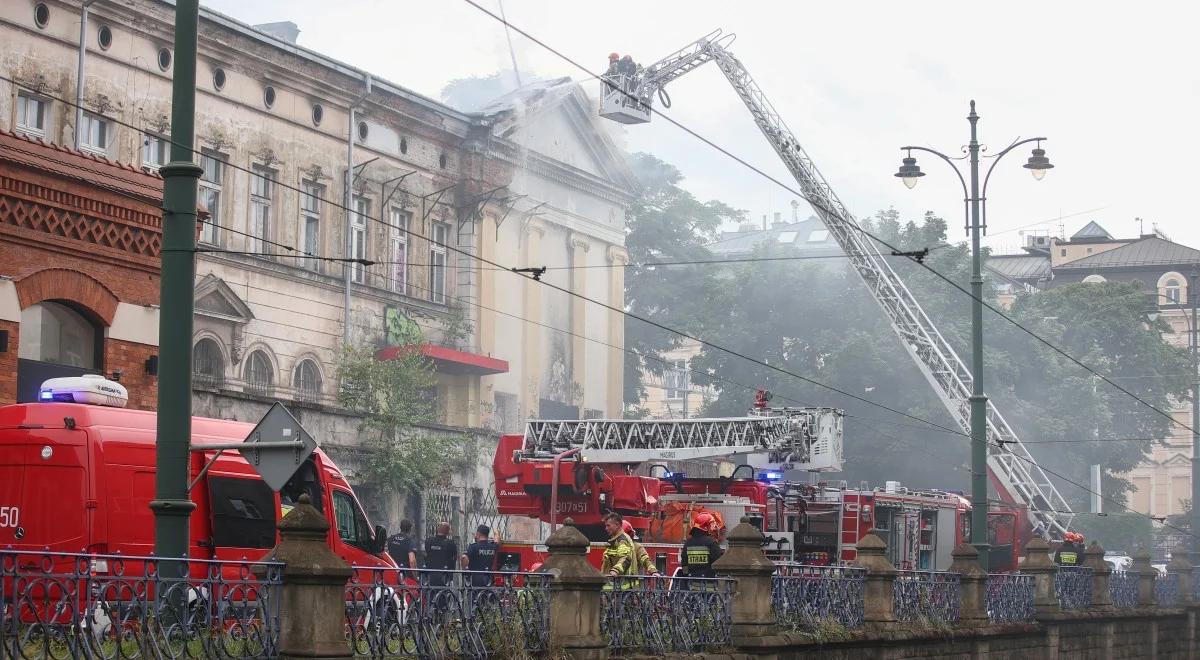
622,152,741,410
336,345,467,494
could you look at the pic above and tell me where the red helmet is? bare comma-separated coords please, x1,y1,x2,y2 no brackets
693,512,715,530
621,520,634,535
529,561,544,572
608,52,620,61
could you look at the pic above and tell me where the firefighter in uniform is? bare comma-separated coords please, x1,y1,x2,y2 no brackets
680,512,723,587
622,519,659,576
600,512,636,589
462,524,499,587
1055,531,1085,566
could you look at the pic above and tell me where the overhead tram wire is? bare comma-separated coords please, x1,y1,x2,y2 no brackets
0,83,963,440
455,4,1200,443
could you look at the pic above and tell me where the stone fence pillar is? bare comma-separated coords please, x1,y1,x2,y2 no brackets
712,518,777,644
1019,537,1060,615
949,543,987,622
1166,549,1193,606
261,493,353,660
852,530,896,624
1132,550,1156,607
1083,541,1112,609
541,520,608,660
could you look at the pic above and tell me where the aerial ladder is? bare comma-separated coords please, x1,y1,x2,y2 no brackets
598,30,1073,539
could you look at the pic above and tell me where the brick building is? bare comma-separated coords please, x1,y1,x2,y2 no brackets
0,129,163,410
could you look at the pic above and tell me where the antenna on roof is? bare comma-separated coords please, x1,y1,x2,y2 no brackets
1135,217,1145,236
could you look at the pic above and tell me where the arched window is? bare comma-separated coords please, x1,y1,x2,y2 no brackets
293,359,322,402
19,301,98,368
244,350,274,396
192,338,225,388
1081,274,1107,284
1158,272,1187,306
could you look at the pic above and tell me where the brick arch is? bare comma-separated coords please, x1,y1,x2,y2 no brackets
15,268,120,326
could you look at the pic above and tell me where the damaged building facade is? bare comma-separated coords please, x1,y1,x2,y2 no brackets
0,0,633,539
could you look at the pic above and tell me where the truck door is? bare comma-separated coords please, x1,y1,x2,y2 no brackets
0,428,89,553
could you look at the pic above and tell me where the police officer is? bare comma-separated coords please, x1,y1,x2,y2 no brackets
387,519,418,576
462,524,499,587
681,512,723,581
423,521,458,588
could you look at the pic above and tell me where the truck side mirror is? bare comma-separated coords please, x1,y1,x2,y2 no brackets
372,525,388,554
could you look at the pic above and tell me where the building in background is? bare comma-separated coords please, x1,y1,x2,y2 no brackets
0,0,633,541
988,220,1198,523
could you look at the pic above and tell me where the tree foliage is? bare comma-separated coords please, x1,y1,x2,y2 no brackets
654,203,1188,511
622,153,742,410
336,346,467,494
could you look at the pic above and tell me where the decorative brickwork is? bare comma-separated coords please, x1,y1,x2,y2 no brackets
0,129,163,408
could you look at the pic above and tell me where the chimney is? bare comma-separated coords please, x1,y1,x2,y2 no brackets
762,214,768,231
791,199,800,222
253,21,301,44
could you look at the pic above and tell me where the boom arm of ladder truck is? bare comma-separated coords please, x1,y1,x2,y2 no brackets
598,32,1072,541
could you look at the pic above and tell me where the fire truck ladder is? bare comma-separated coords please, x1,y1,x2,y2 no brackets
602,32,1073,539
522,413,832,465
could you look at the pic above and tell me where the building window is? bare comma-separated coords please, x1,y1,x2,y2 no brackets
18,302,98,368
213,67,226,91
1165,278,1182,304
157,47,172,71
249,165,275,253
97,25,113,50
34,3,50,29
263,86,276,109
244,349,274,396
357,121,368,141
142,133,169,170
351,197,369,284
1060,248,1067,257
389,208,409,294
301,182,322,272
198,149,224,245
429,221,448,303
293,359,322,402
665,359,690,400
79,113,109,153
311,104,324,126
192,338,224,388
16,93,47,137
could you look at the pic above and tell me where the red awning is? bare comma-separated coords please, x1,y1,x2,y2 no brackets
376,343,509,376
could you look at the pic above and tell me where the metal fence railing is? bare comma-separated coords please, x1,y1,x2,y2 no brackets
772,564,865,631
601,575,732,655
0,550,282,660
1110,571,1139,608
345,567,549,660
985,573,1035,622
1194,570,1200,603
893,571,960,625
1055,566,1094,611
1155,572,1179,608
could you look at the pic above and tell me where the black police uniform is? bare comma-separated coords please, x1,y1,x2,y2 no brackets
465,539,500,587
424,535,459,587
387,533,415,570
680,529,723,580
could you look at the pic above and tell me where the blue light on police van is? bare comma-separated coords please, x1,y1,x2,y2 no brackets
39,390,54,401
759,471,783,482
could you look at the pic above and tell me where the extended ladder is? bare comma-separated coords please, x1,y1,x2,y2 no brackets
603,33,1073,538
522,408,841,467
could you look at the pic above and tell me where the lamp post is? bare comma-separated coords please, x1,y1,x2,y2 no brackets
1147,279,1200,563
895,101,1053,570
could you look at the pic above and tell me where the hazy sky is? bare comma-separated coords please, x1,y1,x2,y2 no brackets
202,0,1200,253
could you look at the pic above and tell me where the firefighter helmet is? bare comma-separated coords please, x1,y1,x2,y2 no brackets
693,512,715,531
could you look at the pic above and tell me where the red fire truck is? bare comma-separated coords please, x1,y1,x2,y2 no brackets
492,406,1029,573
